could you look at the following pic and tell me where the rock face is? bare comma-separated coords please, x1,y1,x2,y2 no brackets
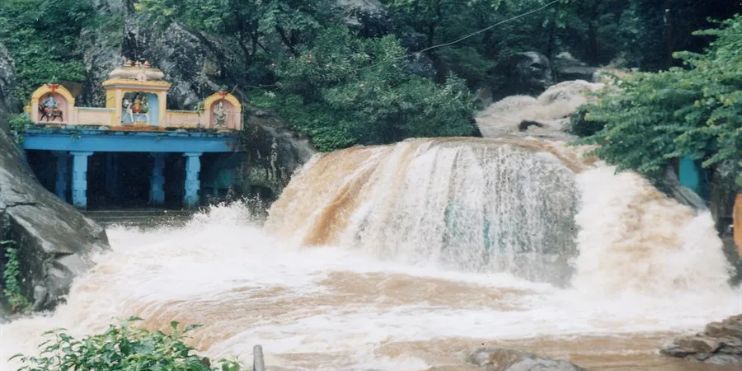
0,129,109,311
238,110,315,202
661,314,742,365
134,21,228,110
503,52,554,96
467,348,585,371
0,43,19,128
78,0,128,106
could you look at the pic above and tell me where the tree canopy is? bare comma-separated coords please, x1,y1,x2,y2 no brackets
574,15,741,187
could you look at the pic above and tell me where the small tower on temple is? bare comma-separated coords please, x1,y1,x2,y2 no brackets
103,61,170,126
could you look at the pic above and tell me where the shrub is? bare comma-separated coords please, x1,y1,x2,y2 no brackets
12,318,243,371
2,241,30,313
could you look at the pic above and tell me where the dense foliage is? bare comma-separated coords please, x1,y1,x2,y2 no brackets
574,16,741,186
252,27,478,150
0,0,95,99
13,319,243,371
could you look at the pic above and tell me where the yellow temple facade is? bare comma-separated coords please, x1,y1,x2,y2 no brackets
28,62,242,131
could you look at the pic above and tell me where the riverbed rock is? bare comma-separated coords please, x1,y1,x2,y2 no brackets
661,314,742,365
0,128,109,311
467,348,586,371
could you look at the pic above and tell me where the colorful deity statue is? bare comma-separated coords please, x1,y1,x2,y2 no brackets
214,101,227,127
132,95,143,114
39,94,64,122
123,98,134,123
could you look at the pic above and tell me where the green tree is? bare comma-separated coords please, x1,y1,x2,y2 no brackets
256,27,478,151
574,16,741,183
0,0,95,99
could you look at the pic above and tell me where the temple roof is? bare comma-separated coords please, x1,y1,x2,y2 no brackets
108,61,165,82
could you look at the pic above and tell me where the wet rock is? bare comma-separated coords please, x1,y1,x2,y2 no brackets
501,52,554,97
553,52,598,83
237,109,315,203
661,314,742,365
467,348,585,371
0,128,109,311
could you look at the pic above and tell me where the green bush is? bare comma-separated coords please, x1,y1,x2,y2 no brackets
2,241,30,313
574,16,742,183
8,113,32,144
12,318,243,371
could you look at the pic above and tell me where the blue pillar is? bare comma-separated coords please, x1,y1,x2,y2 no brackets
71,151,93,209
679,156,704,196
183,152,202,208
149,154,166,206
53,151,69,201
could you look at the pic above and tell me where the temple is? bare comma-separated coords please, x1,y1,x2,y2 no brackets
22,61,243,209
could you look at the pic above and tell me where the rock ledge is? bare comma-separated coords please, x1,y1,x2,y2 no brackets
661,314,742,365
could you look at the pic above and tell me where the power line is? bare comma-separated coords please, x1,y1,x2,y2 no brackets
415,0,562,55
358,0,562,72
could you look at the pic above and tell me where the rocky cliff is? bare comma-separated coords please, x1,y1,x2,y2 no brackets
0,43,18,129
0,128,108,312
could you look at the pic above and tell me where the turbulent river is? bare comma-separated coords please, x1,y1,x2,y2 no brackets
1,82,741,370
1,139,740,370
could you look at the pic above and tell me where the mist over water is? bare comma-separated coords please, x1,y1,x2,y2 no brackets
2,137,740,370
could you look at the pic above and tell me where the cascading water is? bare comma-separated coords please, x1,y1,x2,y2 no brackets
1,81,740,370
266,138,582,285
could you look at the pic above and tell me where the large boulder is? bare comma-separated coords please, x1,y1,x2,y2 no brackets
499,52,554,97
467,348,585,371
236,109,315,203
661,314,742,365
0,129,108,311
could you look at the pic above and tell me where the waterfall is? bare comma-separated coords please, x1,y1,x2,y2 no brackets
266,138,582,285
267,136,733,294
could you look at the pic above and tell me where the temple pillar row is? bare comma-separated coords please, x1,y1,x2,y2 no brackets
71,151,93,209
183,152,202,208
149,154,166,206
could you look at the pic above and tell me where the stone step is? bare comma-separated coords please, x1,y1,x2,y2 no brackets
83,209,195,228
